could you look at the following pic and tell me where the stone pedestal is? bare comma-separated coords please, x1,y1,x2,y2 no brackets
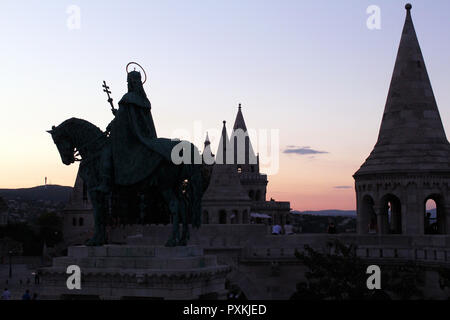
38,245,231,300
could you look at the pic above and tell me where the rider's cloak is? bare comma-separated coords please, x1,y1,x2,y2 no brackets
110,91,176,185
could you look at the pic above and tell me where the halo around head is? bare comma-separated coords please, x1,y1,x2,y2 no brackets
126,62,147,84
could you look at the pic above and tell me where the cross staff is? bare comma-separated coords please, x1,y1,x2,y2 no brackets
102,80,117,115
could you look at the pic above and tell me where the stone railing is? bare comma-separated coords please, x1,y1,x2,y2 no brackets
355,246,450,264
252,201,291,211
241,234,450,265
239,172,268,183
108,225,450,266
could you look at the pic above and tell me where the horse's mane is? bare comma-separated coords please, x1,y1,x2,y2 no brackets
54,117,105,151
59,117,103,136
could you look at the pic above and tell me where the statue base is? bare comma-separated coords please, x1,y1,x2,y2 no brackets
37,245,231,300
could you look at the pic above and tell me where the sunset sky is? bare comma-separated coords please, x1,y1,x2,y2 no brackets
0,0,449,211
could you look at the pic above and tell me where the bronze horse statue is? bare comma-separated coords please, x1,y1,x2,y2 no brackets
48,117,202,246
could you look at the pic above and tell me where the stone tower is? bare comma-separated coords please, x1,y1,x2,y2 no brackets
354,4,450,235
62,171,94,245
201,121,252,224
231,104,268,201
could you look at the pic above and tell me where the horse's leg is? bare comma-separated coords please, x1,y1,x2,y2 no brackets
86,190,107,246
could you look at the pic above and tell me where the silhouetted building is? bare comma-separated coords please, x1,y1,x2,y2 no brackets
202,105,291,225
62,173,94,245
354,4,450,235
0,196,8,225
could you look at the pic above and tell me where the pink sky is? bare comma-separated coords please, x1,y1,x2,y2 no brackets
0,1,449,212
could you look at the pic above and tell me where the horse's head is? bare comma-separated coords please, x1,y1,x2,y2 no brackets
47,123,76,165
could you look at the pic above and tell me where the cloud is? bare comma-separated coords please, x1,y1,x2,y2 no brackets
333,186,353,189
283,146,328,155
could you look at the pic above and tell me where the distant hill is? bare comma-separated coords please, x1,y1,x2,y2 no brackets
291,208,437,218
0,185,72,203
291,210,356,217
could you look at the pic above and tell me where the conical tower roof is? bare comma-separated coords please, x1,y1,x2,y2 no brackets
231,104,257,165
355,4,450,176
202,120,252,203
233,104,248,131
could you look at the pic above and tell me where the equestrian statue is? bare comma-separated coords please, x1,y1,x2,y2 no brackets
48,62,203,247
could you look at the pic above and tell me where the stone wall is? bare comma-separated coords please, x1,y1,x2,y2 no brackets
109,225,450,299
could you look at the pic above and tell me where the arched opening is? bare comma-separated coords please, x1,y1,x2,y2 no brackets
202,210,209,224
79,217,84,227
225,281,248,300
380,194,402,234
72,217,77,226
248,190,254,200
219,210,227,224
231,210,238,224
255,190,261,201
242,210,249,224
424,195,446,234
361,195,377,234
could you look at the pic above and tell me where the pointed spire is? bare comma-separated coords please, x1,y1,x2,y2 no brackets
202,131,214,164
204,131,211,148
216,121,231,164
355,4,450,176
231,103,257,166
233,103,248,131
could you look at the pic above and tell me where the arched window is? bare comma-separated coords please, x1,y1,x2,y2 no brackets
72,217,77,226
424,195,446,234
79,217,84,227
361,195,376,234
219,210,227,224
380,194,402,234
231,210,238,224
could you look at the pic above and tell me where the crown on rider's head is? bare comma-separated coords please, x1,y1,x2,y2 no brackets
127,70,142,83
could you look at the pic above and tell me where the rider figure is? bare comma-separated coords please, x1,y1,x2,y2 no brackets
96,69,157,193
